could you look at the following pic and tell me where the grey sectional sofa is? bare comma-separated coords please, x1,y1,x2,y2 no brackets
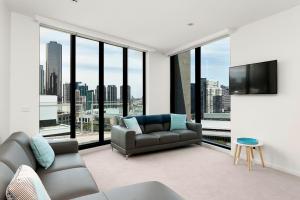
0,132,183,200
111,114,202,158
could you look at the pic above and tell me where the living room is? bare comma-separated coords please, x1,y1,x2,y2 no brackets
1,0,300,199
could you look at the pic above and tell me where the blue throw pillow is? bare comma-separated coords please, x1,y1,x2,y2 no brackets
123,117,143,134
170,114,187,130
30,135,55,169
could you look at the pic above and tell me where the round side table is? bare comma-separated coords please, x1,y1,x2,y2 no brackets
233,139,265,171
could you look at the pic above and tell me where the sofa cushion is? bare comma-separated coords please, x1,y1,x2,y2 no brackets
0,140,35,172
171,129,198,141
30,135,55,169
144,124,164,134
0,162,14,200
39,167,99,200
135,134,159,148
6,132,37,170
6,165,51,200
151,131,179,144
37,153,86,175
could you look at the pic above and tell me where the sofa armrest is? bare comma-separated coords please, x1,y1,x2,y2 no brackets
186,122,202,139
111,125,135,150
47,139,78,154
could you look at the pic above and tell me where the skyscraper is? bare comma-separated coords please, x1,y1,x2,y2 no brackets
78,84,88,97
206,80,222,113
221,85,231,112
213,95,223,113
107,85,117,105
63,83,70,103
201,78,207,116
46,41,62,102
120,85,131,101
86,90,94,111
39,65,45,95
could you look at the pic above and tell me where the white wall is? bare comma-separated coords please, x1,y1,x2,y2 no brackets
231,5,300,176
9,12,39,136
146,52,170,114
0,0,11,143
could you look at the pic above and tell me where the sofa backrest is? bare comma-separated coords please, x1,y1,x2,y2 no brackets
123,114,171,134
0,132,37,199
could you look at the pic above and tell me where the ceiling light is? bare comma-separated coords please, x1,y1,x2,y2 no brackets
187,23,194,26
72,0,78,3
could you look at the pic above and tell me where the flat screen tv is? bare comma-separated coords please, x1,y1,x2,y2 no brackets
229,60,277,95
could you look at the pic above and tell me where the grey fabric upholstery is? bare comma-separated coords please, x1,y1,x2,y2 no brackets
48,138,78,154
135,134,160,148
0,140,35,172
151,131,179,144
6,132,37,169
172,129,198,141
111,114,202,157
40,167,99,200
111,125,136,149
144,124,164,134
0,162,14,199
37,153,86,175
105,181,184,200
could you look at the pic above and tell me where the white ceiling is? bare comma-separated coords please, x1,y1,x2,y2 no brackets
5,0,300,53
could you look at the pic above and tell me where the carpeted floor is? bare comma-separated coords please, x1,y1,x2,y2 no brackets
81,145,300,200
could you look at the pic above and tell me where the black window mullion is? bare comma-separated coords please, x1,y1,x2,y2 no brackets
123,48,128,116
70,35,76,138
170,55,175,113
143,52,146,115
99,42,104,143
195,47,201,123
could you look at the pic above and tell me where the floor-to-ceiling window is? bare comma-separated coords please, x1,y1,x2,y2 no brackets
75,37,99,144
201,37,231,148
171,37,231,149
128,49,144,116
39,26,146,148
39,27,71,139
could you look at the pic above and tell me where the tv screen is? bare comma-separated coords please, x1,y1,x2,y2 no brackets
229,60,277,95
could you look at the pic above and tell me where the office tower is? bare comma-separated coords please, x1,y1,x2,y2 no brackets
63,83,70,103
103,85,106,102
213,95,223,113
201,78,207,116
221,85,231,112
78,84,88,97
206,80,222,113
39,65,45,95
120,85,131,101
86,90,94,111
107,85,117,105
46,41,62,102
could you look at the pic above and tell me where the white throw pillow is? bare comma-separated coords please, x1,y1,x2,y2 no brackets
6,165,51,200
123,117,143,134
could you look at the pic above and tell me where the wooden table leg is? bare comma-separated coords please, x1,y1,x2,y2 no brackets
247,147,252,171
233,144,238,164
250,148,254,159
258,146,265,168
236,145,242,165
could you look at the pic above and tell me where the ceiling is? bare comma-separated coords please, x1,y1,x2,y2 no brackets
5,0,300,53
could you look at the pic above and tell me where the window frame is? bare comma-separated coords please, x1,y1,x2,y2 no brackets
39,26,146,150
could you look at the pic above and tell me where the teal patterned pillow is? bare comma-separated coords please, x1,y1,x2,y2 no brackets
170,114,187,130
30,135,55,169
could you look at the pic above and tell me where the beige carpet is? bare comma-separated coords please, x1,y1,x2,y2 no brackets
81,145,300,200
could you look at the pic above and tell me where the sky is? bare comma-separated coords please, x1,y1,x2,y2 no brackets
190,37,230,86
40,27,143,99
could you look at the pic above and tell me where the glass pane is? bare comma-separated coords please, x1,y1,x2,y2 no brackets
172,50,195,121
104,44,123,140
39,27,71,139
201,37,231,147
128,49,143,116
75,37,99,145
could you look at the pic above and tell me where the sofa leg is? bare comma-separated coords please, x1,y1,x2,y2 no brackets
111,145,114,151
125,155,129,160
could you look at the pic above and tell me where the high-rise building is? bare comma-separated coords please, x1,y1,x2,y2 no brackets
213,95,223,113
39,65,45,94
46,41,62,102
107,85,117,105
120,85,131,101
221,85,230,112
206,80,222,113
201,78,207,116
78,84,88,97
63,83,70,103
86,90,94,111
103,85,106,102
